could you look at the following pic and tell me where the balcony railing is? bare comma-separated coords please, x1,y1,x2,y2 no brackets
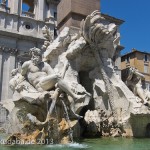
22,11,35,19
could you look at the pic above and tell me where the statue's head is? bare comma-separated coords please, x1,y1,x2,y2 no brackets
29,47,42,65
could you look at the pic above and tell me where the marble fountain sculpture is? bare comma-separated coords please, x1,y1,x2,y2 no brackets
2,10,150,144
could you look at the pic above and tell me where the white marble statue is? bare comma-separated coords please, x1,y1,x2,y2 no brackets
126,67,150,105
21,47,84,101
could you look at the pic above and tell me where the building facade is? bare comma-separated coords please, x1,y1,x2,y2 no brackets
57,0,100,31
121,49,150,91
0,0,59,101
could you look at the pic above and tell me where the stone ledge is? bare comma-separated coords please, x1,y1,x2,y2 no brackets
0,29,45,42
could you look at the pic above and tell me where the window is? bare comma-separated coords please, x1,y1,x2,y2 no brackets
0,0,9,7
22,3,30,12
22,0,34,13
145,83,150,91
0,0,7,5
125,55,130,63
23,21,33,30
25,24,31,29
22,0,35,18
54,28,57,37
54,12,57,20
144,65,149,74
144,54,148,62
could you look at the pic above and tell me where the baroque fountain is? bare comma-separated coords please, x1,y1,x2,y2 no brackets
1,10,150,145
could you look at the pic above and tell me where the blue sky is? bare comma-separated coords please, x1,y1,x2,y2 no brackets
101,0,150,55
